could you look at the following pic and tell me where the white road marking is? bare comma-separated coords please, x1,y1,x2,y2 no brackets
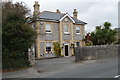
114,75,120,78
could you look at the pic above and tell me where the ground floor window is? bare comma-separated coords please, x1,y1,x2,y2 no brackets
76,42,80,47
46,42,52,53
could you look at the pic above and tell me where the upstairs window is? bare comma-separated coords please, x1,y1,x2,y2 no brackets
76,26,80,34
46,42,52,52
64,24,69,34
46,24,51,33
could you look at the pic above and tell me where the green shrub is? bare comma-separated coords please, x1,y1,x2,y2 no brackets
72,53,74,56
2,52,30,70
61,54,64,57
85,41,93,46
53,42,61,57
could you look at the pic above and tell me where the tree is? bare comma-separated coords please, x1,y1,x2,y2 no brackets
83,33,92,46
2,1,36,70
91,22,117,45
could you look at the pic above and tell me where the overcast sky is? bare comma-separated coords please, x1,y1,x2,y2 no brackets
12,0,119,32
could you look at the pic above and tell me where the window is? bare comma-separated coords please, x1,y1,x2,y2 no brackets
46,42,52,52
76,26,80,34
64,24,69,34
46,24,51,33
65,18,68,22
76,42,80,47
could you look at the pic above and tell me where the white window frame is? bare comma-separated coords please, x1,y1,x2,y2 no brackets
45,24,51,33
64,24,69,34
76,26,80,34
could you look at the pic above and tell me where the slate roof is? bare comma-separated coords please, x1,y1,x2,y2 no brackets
38,11,65,21
71,17,87,24
37,11,87,24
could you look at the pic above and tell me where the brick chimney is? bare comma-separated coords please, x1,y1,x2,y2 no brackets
33,1,40,16
73,9,78,19
56,9,61,13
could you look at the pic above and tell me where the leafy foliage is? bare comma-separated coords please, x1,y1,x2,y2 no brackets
91,22,117,45
85,41,92,46
2,2,36,70
53,42,61,57
83,33,92,46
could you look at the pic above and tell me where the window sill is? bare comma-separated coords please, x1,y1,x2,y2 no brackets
64,32,70,35
76,33,80,35
45,51,52,53
45,32,52,34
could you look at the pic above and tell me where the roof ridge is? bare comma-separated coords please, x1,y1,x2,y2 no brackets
36,10,87,24
37,10,65,17
41,10,65,14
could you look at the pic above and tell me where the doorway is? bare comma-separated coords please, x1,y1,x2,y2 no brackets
65,45,68,56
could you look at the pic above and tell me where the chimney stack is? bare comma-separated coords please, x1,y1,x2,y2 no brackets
73,9,78,19
33,1,40,16
56,9,61,13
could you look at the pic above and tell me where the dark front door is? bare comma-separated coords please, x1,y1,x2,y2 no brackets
65,45,68,56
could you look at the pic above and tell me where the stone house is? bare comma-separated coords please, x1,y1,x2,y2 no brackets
29,1,87,58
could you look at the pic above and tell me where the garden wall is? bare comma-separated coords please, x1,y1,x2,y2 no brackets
75,45,119,62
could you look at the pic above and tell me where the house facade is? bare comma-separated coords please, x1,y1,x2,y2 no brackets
29,1,87,58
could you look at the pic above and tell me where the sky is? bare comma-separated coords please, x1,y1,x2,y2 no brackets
12,0,119,32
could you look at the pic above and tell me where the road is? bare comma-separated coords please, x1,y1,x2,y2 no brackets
40,57,118,78
3,57,118,78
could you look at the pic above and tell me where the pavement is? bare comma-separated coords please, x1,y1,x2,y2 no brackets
2,56,118,78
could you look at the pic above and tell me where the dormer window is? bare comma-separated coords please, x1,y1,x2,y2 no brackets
46,24,51,33
76,26,80,34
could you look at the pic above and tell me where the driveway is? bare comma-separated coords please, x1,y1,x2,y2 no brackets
34,56,75,72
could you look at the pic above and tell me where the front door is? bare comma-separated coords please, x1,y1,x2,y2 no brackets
65,45,68,56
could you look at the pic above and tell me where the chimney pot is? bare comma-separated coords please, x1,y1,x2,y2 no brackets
74,9,77,12
56,9,60,13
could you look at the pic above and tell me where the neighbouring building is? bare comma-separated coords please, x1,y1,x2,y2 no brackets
29,1,87,58
115,28,120,40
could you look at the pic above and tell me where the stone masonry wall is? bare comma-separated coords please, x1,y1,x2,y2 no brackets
75,45,119,62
